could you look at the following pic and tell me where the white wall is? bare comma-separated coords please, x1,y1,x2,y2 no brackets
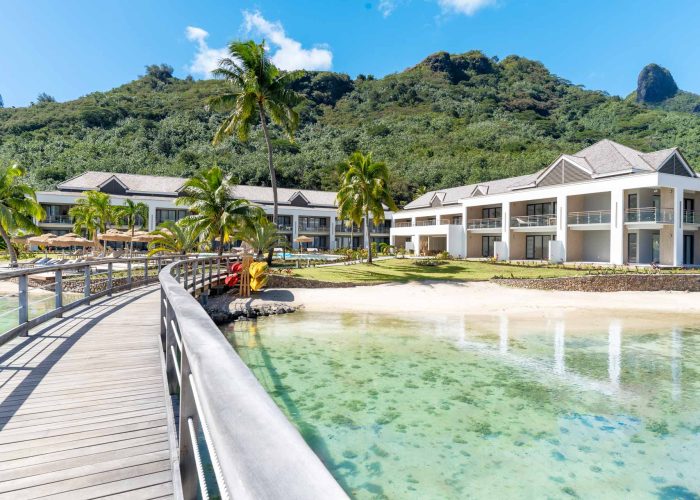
580,230,610,262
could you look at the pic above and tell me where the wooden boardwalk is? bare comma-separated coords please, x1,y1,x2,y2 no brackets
0,287,178,499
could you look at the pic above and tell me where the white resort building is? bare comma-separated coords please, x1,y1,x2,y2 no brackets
390,140,700,266
35,171,392,250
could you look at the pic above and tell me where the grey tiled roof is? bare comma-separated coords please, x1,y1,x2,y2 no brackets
57,171,340,207
403,140,692,210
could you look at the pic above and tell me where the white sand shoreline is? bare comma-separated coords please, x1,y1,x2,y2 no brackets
255,281,700,317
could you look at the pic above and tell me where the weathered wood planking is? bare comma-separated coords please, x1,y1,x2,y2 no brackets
0,286,178,499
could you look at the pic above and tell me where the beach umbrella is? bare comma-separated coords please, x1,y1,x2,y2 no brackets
294,235,313,243
27,233,57,256
99,229,132,250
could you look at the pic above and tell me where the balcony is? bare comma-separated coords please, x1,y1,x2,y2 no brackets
568,210,611,225
394,221,412,228
368,223,391,233
625,207,673,224
684,211,697,224
510,214,557,228
41,215,72,225
297,223,329,233
467,217,502,230
415,219,436,227
335,222,361,233
440,217,463,225
277,224,293,232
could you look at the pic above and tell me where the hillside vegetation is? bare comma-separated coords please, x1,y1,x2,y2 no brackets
2,51,700,206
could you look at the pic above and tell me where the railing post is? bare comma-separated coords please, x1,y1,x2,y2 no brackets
184,263,189,290
178,351,200,499
201,260,206,288
176,264,181,283
18,275,28,336
127,261,132,289
107,263,113,297
160,285,166,344
165,299,179,395
145,258,149,283
54,270,63,317
84,265,91,304
192,260,198,293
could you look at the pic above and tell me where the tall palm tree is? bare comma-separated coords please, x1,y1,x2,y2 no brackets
0,163,45,267
240,217,286,264
147,220,201,256
69,191,113,248
176,166,263,255
209,40,303,226
337,152,397,264
115,199,148,254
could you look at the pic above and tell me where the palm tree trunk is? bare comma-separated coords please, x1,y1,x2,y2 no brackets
258,103,277,266
0,225,18,267
365,210,372,264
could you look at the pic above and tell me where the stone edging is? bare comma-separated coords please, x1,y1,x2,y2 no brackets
494,274,700,292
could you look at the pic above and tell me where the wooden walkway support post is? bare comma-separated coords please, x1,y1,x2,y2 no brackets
54,269,63,317
18,275,28,336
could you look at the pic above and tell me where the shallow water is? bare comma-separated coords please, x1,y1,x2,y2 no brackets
0,289,80,333
223,311,700,499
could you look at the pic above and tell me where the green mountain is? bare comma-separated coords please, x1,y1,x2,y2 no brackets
2,52,700,207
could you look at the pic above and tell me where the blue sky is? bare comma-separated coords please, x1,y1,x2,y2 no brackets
1,0,699,107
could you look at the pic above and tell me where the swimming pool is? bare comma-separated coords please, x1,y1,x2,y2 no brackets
224,311,700,499
275,252,341,261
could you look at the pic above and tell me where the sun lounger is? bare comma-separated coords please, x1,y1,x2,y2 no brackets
307,247,319,253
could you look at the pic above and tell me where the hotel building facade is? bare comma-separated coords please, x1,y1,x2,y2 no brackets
35,172,391,250
390,140,700,266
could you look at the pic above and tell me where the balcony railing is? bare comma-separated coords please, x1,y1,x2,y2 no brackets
684,211,697,224
440,217,463,225
41,215,72,224
625,207,674,224
394,221,412,228
568,210,611,225
468,217,502,229
297,223,329,232
510,214,557,228
277,224,293,232
369,223,391,233
415,220,436,227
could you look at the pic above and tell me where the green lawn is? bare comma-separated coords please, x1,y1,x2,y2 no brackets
290,258,589,283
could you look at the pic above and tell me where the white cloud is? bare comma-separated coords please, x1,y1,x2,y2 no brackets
378,0,397,17
437,0,496,15
185,26,228,77
242,11,332,71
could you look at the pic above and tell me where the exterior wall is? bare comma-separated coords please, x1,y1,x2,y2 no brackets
580,231,610,262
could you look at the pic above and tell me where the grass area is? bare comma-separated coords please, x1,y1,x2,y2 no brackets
290,258,589,283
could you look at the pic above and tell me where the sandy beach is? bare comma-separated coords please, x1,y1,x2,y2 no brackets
254,281,700,317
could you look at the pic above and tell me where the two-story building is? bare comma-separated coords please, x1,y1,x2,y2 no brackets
36,171,392,250
391,140,700,266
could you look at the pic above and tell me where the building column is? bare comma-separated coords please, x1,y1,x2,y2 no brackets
412,234,420,256
610,188,625,265
292,214,299,250
673,187,684,266
329,215,336,250
500,201,511,261
556,194,568,262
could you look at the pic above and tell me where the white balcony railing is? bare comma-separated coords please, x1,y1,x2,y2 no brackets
394,221,412,228
468,217,502,229
684,211,696,224
415,220,436,227
568,210,611,225
625,207,673,224
510,214,557,228
41,215,72,224
440,217,463,225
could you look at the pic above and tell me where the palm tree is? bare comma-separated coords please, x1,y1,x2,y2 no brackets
0,163,45,267
240,218,286,264
69,191,113,248
115,199,148,255
337,152,397,264
176,166,263,255
209,40,303,226
147,220,201,256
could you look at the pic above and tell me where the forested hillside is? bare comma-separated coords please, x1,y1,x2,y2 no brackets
2,52,700,206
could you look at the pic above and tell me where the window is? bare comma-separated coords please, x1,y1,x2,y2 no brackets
526,235,554,260
627,193,638,210
481,236,501,257
526,202,556,216
627,233,638,263
481,207,502,219
156,209,188,224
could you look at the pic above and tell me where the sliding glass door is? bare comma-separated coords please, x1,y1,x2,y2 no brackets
525,235,554,260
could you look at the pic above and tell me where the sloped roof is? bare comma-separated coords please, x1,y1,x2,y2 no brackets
402,140,695,210
57,171,340,207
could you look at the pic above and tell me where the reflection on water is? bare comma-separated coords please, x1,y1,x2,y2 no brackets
223,311,700,499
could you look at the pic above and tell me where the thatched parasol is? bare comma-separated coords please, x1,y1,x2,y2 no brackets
294,235,313,243
27,233,57,245
99,229,132,242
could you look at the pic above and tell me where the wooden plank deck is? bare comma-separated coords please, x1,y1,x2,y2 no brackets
0,286,179,499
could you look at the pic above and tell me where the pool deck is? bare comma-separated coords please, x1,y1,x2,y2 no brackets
0,286,179,499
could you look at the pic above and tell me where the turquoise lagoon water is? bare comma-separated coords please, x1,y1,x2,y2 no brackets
223,312,700,499
0,289,80,333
